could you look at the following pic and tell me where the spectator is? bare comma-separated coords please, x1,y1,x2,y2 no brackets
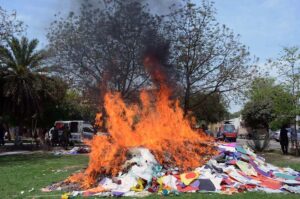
280,125,289,155
0,122,5,146
51,126,59,146
290,125,297,150
61,125,70,150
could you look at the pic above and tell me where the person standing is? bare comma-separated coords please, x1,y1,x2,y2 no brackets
290,125,297,150
280,125,289,155
0,122,5,146
62,125,70,150
51,125,59,146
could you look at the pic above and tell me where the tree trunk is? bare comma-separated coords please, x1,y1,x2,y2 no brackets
296,138,299,156
294,121,299,156
14,121,23,146
184,81,190,117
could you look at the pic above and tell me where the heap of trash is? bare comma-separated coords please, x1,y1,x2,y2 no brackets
53,146,91,156
43,143,300,197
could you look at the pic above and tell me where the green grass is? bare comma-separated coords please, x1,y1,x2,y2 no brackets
261,152,300,171
0,153,88,199
145,193,300,199
0,152,299,199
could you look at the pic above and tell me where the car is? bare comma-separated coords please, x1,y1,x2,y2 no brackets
273,128,300,142
217,122,238,142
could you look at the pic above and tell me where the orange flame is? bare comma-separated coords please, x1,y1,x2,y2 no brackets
69,55,216,188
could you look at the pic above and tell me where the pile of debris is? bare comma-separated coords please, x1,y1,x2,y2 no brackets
53,146,90,156
43,143,300,197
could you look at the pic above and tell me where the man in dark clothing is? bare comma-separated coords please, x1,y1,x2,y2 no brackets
280,125,289,155
61,125,70,150
51,126,59,146
0,122,5,146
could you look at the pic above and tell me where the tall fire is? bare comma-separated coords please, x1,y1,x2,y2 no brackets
68,53,217,188
46,53,300,197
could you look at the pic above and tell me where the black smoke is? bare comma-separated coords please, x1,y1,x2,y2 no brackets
70,0,180,15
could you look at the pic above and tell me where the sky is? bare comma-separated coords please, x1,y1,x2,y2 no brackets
1,0,300,112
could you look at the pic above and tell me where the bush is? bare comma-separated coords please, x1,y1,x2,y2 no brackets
247,129,270,152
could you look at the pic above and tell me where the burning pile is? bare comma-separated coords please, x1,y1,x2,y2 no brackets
44,143,300,197
68,54,217,188
43,52,300,197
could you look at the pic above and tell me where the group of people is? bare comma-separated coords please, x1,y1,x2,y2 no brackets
279,124,298,155
0,121,72,149
49,124,71,149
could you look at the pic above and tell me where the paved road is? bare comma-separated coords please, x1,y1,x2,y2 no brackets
0,151,40,156
237,138,281,150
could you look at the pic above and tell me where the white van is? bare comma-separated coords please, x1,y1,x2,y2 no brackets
48,120,95,143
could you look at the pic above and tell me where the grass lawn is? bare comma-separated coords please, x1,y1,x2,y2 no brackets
262,151,300,171
0,153,88,199
0,151,299,199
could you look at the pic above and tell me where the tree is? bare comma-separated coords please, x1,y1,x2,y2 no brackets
269,46,300,154
190,92,228,123
48,0,256,126
242,78,294,130
165,0,257,115
242,100,274,130
270,47,300,115
242,100,274,152
0,37,50,144
242,78,294,152
0,6,24,44
47,0,164,106
39,88,97,128
229,111,241,120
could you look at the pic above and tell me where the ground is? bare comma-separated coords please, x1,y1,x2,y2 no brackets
0,149,300,199
0,153,88,199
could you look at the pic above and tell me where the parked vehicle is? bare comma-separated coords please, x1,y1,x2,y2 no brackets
217,122,238,142
48,120,95,144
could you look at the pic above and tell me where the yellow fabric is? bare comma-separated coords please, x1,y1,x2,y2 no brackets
180,171,200,185
130,178,146,192
61,193,70,199
236,160,257,176
157,177,164,193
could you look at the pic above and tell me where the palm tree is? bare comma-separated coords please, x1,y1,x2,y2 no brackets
0,36,46,144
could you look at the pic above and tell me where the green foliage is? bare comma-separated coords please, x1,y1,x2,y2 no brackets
242,77,294,130
55,90,96,121
242,100,274,129
229,111,241,119
190,93,228,123
0,36,47,125
0,36,95,128
269,47,300,123
38,88,97,128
